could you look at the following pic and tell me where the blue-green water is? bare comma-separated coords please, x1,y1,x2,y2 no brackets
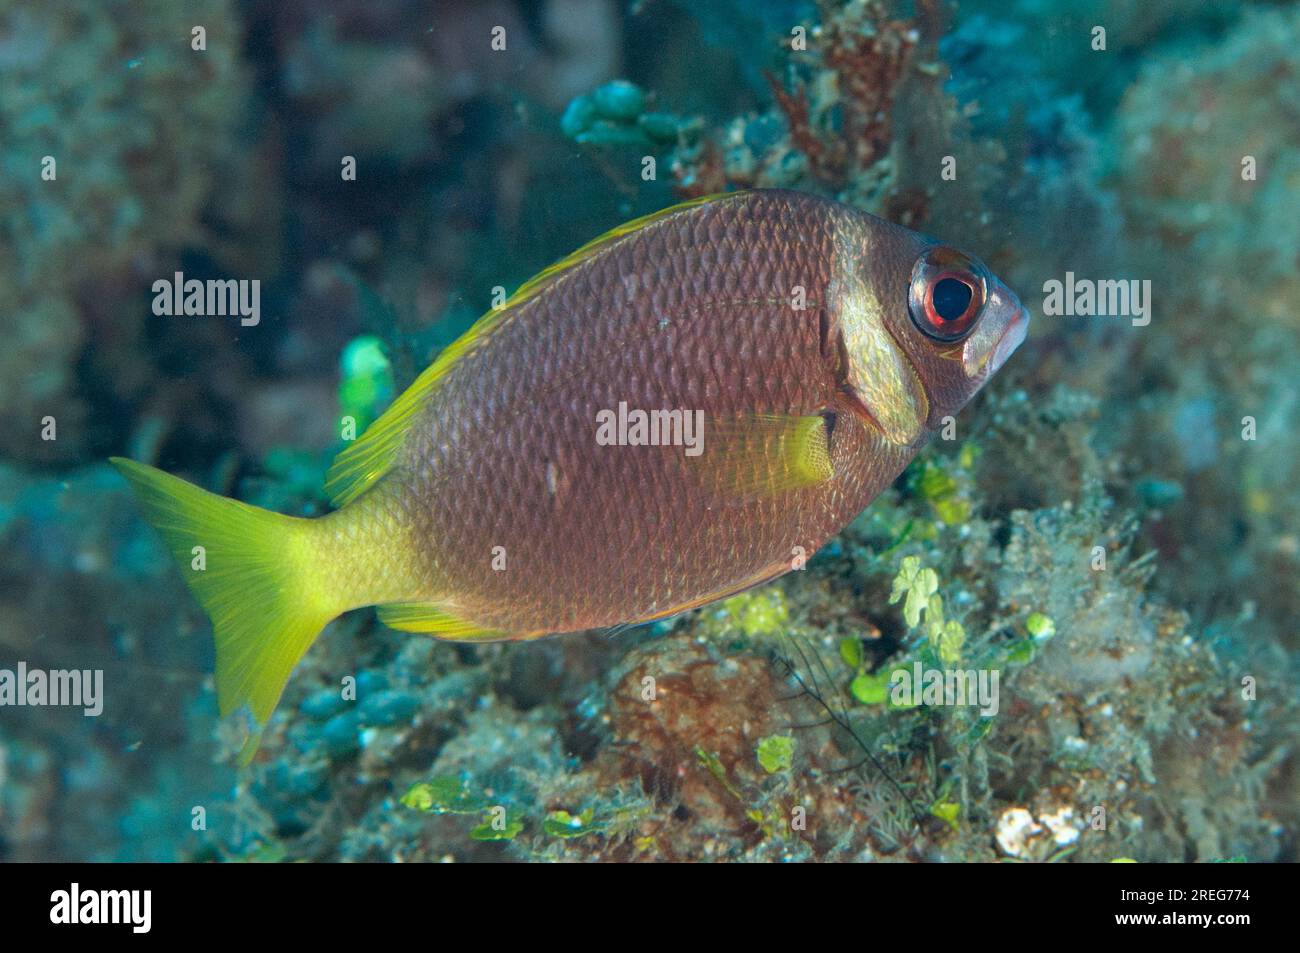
0,0,1295,863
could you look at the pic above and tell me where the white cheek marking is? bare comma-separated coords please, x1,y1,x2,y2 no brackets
831,275,929,446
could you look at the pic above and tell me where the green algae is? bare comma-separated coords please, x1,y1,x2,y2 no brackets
756,735,795,774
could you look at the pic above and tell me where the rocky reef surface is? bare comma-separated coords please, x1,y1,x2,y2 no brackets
0,0,1294,862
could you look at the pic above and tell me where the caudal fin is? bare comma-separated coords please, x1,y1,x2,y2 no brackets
111,457,341,763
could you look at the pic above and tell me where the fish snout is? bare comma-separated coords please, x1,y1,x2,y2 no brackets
992,302,1029,373
969,277,1029,380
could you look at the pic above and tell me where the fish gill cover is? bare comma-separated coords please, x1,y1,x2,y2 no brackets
0,0,1294,870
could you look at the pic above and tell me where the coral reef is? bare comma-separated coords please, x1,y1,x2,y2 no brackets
0,0,255,465
1,0,1296,865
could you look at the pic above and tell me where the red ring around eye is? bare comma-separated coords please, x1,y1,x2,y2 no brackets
908,249,988,342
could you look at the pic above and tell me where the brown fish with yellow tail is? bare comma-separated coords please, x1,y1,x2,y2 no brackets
112,188,1028,758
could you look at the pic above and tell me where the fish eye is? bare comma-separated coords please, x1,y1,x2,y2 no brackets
908,247,988,342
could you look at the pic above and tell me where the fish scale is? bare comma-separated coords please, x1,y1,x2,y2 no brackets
403,196,846,631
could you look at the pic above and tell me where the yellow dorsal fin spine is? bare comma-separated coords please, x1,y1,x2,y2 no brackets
323,191,746,507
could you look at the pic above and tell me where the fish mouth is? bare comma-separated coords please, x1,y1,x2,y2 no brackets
990,304,1029,374
962,276,1029,381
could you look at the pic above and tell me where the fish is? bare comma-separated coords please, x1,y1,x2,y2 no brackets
111,189,1028,760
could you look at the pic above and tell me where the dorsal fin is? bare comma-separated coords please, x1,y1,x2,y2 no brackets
324,191,744,507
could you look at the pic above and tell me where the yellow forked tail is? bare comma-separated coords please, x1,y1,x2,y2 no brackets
111,457,345,764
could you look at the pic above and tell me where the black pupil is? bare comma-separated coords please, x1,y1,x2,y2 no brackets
932,277,972,322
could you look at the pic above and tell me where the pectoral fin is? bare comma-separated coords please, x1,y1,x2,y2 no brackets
688,413,834,499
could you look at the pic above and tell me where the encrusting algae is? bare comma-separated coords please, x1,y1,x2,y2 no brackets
111,188,1028,761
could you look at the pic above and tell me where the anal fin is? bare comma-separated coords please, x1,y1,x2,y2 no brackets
377,602,510,641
